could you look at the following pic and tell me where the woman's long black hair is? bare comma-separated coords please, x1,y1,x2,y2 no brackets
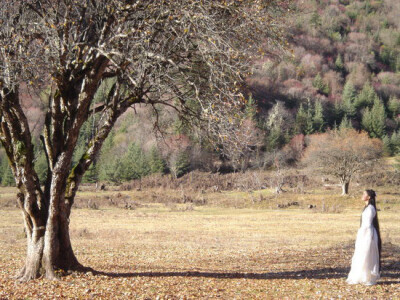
362,189,382,271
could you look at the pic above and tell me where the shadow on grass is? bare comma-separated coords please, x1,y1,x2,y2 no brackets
90,264,399,282
91,267,349,280
83,242,400,283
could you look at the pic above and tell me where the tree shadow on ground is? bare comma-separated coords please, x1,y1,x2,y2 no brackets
88,242,400,283
91,263,398,282
92,267,349,280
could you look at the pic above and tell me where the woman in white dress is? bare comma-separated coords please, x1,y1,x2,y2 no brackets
346,189,382,285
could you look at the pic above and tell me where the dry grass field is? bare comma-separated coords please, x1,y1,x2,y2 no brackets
0,185,399,299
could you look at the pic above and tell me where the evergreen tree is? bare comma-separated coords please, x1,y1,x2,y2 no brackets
332,100,343,126
388,96,400,118
390,130,400,154
295,103,307,134
98,157,123,184
1,159,15,186
148,146,166,174
97,130,120,183
335,54,344,72
170,151,191,178
382,135,393,156
342,81,357,118
305,101,314,135
265,102,289,149
120,143,150,181
313,100,325,132
313,73,329,95
34,151,48,185
267,125,285,150
82,163,98,183
361,107,373,134
355,82,376,109
245,95,257,120
339,116,353,130
370,97,386,138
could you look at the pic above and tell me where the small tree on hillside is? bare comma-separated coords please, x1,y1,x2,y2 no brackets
342,81,357,119
313,100,325,132
362,97,386,138
303,128,383,195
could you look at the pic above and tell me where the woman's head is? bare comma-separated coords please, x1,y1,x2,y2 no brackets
363,189,377,207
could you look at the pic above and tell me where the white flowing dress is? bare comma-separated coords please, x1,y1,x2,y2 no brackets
346,204,380,285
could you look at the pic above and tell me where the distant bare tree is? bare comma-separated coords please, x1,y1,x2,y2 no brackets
303,128,383,195
216,118,264,172
0,0,292,281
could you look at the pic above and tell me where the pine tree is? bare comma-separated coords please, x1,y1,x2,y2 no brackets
361,107,373,134
148,146,166,174
313,100,325,132
245,95,257,120
342,81,357,118
335,54,344,72
34,151,48,185
82,163,98,183
339,116,353,130
305,101,314,135
388,96,400,118
97,130,120,183
382,135,393,156
313,73,329,95
370,97,386,138
267,125,285,150
1,159,15,186
355,81,377,109
333,100,343,125
295,103,307,134
120,143,150,181
390,130,400,155
170,151,191,178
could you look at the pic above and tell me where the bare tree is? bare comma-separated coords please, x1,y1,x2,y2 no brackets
216,118,264,172
0,0,291,281
303,128,383,195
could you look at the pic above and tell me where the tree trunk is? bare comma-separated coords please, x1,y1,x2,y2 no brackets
16,193,81,281
341,181,350,195
17,228,45,282
42,213,82,280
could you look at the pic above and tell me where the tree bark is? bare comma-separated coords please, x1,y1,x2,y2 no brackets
341,181,350,195
15,166,82,281
16,193,82,281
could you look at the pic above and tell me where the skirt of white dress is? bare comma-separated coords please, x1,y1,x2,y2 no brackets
346,226,380,285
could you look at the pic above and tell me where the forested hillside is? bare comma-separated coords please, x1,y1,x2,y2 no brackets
0,0,399,185
251,0,400,151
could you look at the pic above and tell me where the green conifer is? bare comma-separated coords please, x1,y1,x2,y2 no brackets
390,130,400,154
370,97,386,138
382,135,393,156
361,107,373,134
342,81,357,118
313,100,325,132
148,146,166,174
335,54,344,72
295,103,307,134
388,96,400,118
339,116,353,130
355,82,376,108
